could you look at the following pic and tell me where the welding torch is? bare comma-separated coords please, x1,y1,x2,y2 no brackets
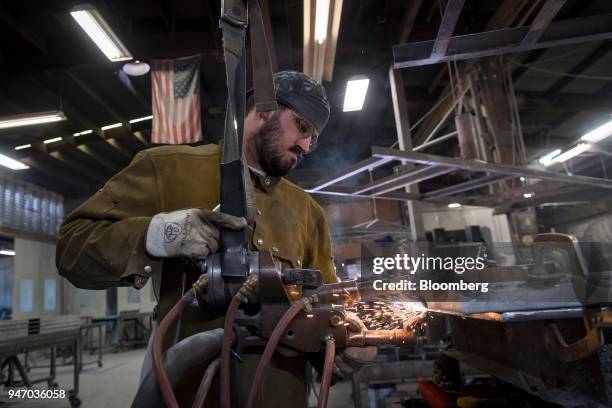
142,249,424,408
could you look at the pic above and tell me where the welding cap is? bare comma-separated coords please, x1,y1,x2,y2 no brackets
255,71,330,134
273,71,330,134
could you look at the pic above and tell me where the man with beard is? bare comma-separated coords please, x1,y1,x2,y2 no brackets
56,71,375,407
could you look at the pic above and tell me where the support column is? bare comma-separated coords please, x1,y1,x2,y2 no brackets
389,66,426,240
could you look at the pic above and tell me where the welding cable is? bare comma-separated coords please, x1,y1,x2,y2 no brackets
246,297,312,408
221,275,258,408
132,329,223,408
221,296,242,408
192,358,220,408
153,275,209,408
317,336,336,408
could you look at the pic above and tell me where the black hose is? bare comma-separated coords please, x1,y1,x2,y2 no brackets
131,328,223,408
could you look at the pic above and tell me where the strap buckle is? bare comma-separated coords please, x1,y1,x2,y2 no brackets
221,0,248,27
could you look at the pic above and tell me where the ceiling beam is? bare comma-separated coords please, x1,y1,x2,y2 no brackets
398,0,423,43
0,3,45,52
19,154,91,195
545,41,612,95
519,90,612,113
430,0,465,58
393,14,612,68
512,48,546,81
521,0,566,45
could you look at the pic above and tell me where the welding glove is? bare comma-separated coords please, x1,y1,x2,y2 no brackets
145,208,247,259
333,313,378,378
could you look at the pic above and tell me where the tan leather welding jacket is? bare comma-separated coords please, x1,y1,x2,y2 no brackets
56,143,337,407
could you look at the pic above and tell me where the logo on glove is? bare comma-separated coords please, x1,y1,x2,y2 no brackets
164,222,182,242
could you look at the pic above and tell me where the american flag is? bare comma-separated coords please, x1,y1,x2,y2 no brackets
151,55,203,144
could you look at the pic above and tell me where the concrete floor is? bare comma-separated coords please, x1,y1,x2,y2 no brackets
5,348,145,408
5,349,360,408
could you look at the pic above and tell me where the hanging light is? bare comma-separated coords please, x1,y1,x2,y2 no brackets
0,111,66,130
71,5,132,62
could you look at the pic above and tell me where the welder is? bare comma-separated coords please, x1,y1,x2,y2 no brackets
55,71,377,407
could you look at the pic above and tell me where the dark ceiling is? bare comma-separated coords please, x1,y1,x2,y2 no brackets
0,0,611,209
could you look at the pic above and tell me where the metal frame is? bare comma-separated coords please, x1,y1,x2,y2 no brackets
393,13,612,68
305,146,612,209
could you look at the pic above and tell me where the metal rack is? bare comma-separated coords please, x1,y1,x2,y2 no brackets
306,146,612,210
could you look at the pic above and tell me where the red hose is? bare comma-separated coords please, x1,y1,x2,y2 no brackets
153,294,191,408
192,358,220,408
317,337,336,408
220,296,242,408
246,298,309,408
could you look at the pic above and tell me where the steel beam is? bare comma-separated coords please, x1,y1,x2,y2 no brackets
371,167,453,197
372,146,612,189
0,4,45,52
431,0,465,58
393,14,612,68
424,174,513,199
546,41,612,95
398,0,423,43
352,165,447,195
306,157,391,192
310,185,422,202
521,0,566,45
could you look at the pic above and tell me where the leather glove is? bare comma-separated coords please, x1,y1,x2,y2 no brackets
145,208,247,259
333,312,378,378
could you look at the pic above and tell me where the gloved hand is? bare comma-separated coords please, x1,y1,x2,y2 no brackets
145,208,247,259
334,312,378,378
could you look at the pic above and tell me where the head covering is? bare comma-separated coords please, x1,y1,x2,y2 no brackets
270,71,330,134
247,71,330,133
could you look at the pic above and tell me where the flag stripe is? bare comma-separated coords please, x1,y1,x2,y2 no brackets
151,56,202,144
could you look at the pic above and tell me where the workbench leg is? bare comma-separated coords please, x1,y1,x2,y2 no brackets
97,325,103,367
13,356,30,387
69,337,81,407
7,357,14,386
49,346,56,385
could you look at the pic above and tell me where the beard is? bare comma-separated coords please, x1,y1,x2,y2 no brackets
252,112,303,177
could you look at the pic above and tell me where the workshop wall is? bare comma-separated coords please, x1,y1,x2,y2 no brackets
422,205,512,242
11,238,79,319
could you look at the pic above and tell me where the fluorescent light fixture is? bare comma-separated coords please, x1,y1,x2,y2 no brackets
129,115,153,124
71,5,132,62
15,144,31,150
43,137,62,144
0,110,66,130
0,249,15,256
581,120,612,143
73,129,93,137
343,76,370,112
538,149,562,166
101,122,122,130
523,192,535,199
448,203,461,208
314,0,330,44
552,143,591,164
0,153,28,170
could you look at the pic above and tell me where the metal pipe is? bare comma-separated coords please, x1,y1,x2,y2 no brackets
346,328,417,347
413,131,458,152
